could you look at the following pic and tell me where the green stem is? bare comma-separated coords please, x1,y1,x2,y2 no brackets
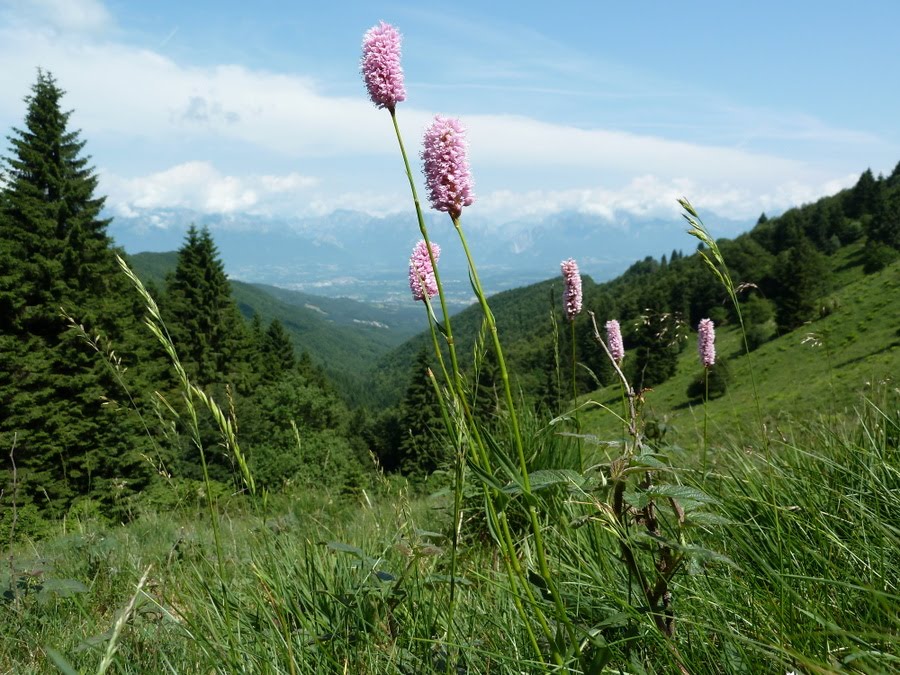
389,110,552,662
703,366,709,475
390,111,463,393
571,320,582,471
451,214,580,656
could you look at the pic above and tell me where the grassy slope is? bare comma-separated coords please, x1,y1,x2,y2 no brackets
125,251,430,399
580,247,900,445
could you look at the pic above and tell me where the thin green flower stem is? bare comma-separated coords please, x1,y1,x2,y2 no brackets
421,329,550,662
703,366,709,475
391,112,551,661
423,358,464,664
451,215,580,656
570,319,583,471
570,321,578,412
430,325,553,663
453,379,556,662
390,110,464,394
422,271,557,665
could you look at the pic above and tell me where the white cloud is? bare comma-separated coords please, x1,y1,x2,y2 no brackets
102,161,318,217
0,0,112,34
473,172,858,224
0,1,872,226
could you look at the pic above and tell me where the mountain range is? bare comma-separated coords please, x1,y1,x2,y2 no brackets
109,207,754,307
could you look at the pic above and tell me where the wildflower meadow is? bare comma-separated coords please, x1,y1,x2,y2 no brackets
1,18,898,675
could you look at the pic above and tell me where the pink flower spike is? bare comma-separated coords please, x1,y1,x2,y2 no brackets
560,258,582,321
606,319,625,362
408,240,440,301
698,318,716,367
361,21,406,110
422,115,475,218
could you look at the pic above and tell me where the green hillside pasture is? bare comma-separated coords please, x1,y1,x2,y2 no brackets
580,258,900,451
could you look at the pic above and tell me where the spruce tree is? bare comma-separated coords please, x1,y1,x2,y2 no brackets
164,225,249,388
397,348,445,476
0,71,150,526
263,319,296,376
772,235,830,330
887,161,900,189
845,169,880,219
867,184,900,250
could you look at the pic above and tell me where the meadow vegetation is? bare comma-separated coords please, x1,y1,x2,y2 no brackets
2,29,899,674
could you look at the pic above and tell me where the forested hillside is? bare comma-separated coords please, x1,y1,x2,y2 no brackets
128,251,425,401
365,162,900,415
0,73,372,536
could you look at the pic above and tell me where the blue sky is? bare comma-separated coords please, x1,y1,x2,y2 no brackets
1,0,898,229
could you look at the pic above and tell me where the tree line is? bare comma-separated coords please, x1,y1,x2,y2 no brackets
0,72,376,537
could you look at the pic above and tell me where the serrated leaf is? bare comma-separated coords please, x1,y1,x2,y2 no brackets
622,489,650,509
682,545,736,568
633,454,670,469
37,578,89,603
529,469,587,492
594,611,631,629
644,484,717,504
555,432,620,448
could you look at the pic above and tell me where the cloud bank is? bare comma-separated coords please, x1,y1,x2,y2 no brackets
0,0,866,226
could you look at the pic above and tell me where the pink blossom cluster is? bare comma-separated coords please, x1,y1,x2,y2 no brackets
605,319,625,362
560,258,582,321
698,318,716,367
408,240,440,301
360,22,406,110
421,115,475,218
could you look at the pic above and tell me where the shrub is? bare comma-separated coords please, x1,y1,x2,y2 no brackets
746,322,776,351
863,239,898,273
686,361,728,401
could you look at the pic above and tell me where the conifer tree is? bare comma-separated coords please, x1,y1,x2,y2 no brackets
772,235,830,330
0,71,150,525
868,184,900,250
845,169,880,219
164,225,249,388
887,161,900,188
263,319,296,375
397,348,445,475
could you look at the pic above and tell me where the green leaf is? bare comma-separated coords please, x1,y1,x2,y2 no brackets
626,454,673,472
326,541,367,559
555,432,620,448
622,489,650,510
37,578,89,603
524,469,588,493
682,544,736,569
643,484,717,504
